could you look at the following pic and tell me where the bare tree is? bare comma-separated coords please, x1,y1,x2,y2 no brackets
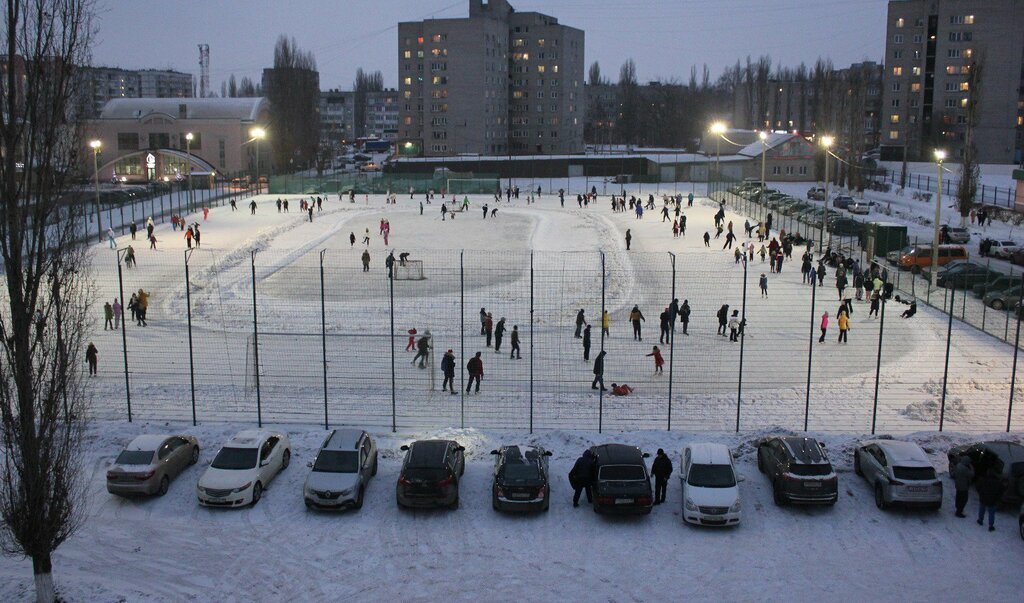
264,35,320,172
957,56,984,226
587,61,603,86
0,1,95,602
616,59,641,145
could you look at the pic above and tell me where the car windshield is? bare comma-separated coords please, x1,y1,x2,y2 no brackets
893,466,936,481
114,450,153,465
210,447,258,470
599,465,646,480
501,463,541,481
313,451,359,473
687,464,736,488
790,463,832,476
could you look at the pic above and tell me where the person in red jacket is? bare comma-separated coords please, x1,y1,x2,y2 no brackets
466,351,483,393
646,345,664,374
611,383,633,396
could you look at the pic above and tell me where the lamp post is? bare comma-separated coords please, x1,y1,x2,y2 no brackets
710,122,727,197
932,149,946,289
89,140,103,242
758,131,768,223
185,132,194,213
820,135,834,253
250,127,266,194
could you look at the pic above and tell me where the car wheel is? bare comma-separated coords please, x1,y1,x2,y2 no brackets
251,482,263,506
874,484,888,510
190,446,200,465
281,449,291,470
157,475,170,497
854,452,863,477
992,299,1005,311
354,486,364,510
773,480,787,506
931,501,942,512
372,454,378,477
450,495,459,510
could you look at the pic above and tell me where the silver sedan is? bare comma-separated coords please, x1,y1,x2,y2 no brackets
107,434,200,496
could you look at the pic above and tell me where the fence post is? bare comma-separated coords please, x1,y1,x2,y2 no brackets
320,250,328,430
736,255,748,433
871,298,886,434
460,251,465,427
599,251,606,434
116,250,132,422
938,281,955,431
529,251,534,433
184,249,197,426
668,252,676,431
805,276,817,431
250,250,262,428
1008,276,1024,432
389,249,396,432
982,257,990,331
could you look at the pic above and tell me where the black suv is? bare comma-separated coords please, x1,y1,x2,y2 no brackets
490,445,552,512
947,441,1024,505
396,440,465,509
590,444,653,515
757,436,838,506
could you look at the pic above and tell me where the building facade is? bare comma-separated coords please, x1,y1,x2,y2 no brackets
397,0,584,157
84,97,270,183
77,67,193,119
881,0,1024,163
320,88,399,148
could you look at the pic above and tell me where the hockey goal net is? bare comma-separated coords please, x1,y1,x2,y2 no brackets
394,259,426,281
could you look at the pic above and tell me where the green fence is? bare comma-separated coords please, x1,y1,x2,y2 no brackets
270,172,501,196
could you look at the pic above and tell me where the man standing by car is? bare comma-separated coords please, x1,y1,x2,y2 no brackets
651,449,673,505
569,450,596,507
976,468,1004,532
950,456,974,518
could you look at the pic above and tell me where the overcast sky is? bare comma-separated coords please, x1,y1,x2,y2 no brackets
92,0,888,90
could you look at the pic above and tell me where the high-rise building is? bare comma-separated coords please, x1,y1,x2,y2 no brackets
397,0,584,157
881,0,1024,163
77,66,193,118
320,88,400,148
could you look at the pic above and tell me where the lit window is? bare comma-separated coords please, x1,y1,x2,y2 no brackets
403,77,412,86
403,50,412,59
553,65,559,73
964,48,973,58
965,15,974,24
960,82,969,91
889,130,899,140
892,67,903,76
896,18,905,28
960,98,968,108
417,36,424,44
537,65,545,73
890,114,900,124
911,82,921,92
912,66,921,76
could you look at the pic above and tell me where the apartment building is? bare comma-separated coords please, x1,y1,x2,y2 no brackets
881,0,1024,163
397,0,584,157
77,67,193,118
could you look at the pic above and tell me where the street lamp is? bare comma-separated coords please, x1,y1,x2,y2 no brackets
932,149,946,288
820,135,834,253
185,132,194,213
250,127,266,193
89,139,103,243
710,122,727,197
758,131,768,223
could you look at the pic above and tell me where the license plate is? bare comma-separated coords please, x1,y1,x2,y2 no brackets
804,482,821,489
908,486,927,492
510,493,530,499
615,498,633,505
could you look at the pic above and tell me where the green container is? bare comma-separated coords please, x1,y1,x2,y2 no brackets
861,222,908,259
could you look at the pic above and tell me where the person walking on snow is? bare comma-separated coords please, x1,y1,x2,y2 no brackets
646,345,664,373
494,318,506,353
86,342,98,376
107,227,116,249
659,308,671,344
569,450,596,507
249,199,257,214
112,298,122,329
629,305,645,341
837,311,850,344
651,449,673,504
361,250,370,272
582,324,592,361
625,229,632,251
574,309,587,338
479,307,488,336
950,456,974,518
406,328,417,352
728,310,741,342
350,232,356,247
441,350,457,394
818,311,829,343
412,331,432,368
703,231,711,247
591,350,606,390
466,352,484,393
484,313,494,347
759,274,768,297
976,468,1004,531
679,300,690,335
717,304,729,336
510,325,522,359
103,302,114,330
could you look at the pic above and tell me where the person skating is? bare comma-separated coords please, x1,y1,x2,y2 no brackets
362,229,371,246
569,450,596,507
136,289,149,326
405,328,418,352
976,468,1004,531
601,310,610,337
717,304,729,336
950,456,974,518
646,345,664,373
629,305,645,341
510,325,522,359
249,199,257,214
484,313,494,347
703,231,710,247
582,324,592,361
574,308,587,338
360,250,371,272
85,342,98,376
185,226,194,249
385,251,395,279
651,449,673,504
107,227,116,249
836,273,847,300
441,349,457,394
103,301,114,330
479,307,488,336
308,205,314,222
837,310,849,344
112,298,122,329
592,350,606,390
276,198,282,212
129,221,137,240
723,231,736,250
679,300,690,335
759,273,768,297
625,229,632,251
680,214,687,235
819,311,829,343
728,310,741,342
659,308,671,344
494,317,506,352
350,232,356,247
466,351,484,393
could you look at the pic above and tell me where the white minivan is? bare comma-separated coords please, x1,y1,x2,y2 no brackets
680,443,742,526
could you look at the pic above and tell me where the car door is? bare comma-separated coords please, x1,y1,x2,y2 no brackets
360,438,372,485
167,437,189,477
156,439,174,479
257,438,274,482
768,441,785,478
682,448,692,501
861,445,882,484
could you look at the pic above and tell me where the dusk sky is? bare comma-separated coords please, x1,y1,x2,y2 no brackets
92,0,889,90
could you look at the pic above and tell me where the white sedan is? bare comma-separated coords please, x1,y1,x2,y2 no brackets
989,240,1020,259
197,430,291,507
680,443,742,527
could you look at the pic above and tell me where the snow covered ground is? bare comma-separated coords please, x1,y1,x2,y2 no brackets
0,420,1021,601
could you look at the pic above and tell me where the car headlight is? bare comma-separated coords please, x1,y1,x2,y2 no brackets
231,482,253,494
684,498,697,511
339,488,354,497
729,500,742,513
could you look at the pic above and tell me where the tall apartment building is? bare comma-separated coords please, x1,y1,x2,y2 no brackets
881,0,1024,164
320,88,400,148
77,67,193,118
397,0,584,157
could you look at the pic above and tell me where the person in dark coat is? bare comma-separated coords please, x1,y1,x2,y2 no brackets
668,298,679,327
625,229,632,251
659,308,671,344
651,449,673,504
679,300,691,335
950,456,974,518
479,307,487,335
85,342,98,376
976,468,1004,531
582,324,592,361
440,349,457,394
494,318,506,353
717,304,730,336
484,313,494,347
509,325,522,359
574,308,587,338
569,449,597,507
591,350,606,390
411,332,431,368
466,351,484,393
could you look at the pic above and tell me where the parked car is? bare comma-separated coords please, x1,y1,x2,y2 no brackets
757,436,838,506
854,440,942,510
973,274,1016,298
941,225,971,244
680,443,742,526
988,240,1021,259
490,445,552,512
590,443,653,515
106,434,200,497
887,245,914,265
807,187,826,201
303,429,377,511
947,441,1024,505
831,195,855,210
847,202,872,215
396,439,465,509
933,262,995,289
197,430,291,507
1010,249,1024,267
982,285,1022,310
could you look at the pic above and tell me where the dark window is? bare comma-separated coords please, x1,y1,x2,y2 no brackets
313,451,359,473
158,443,172,460
687,464,736,488
500,463,541,481
789,463,833,476
117,132,139,151
211,447,258,470
148,133,170,148
893,466,936,481
403,467,446,481
115,450,154,465
408,443,447,468
599,465,646,480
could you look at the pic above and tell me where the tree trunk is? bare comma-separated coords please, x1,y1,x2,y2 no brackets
33,554,55,603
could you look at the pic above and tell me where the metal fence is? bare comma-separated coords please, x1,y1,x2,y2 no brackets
86,241,1024,434
874,168,1019,210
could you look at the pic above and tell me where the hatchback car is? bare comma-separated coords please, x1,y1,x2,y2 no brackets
197,430,291,507
590,444,653,515
490,445,552,512
304,429,377,511
987,240,1020,259
854,440,942,510
107,434,200,497
831,195,855,210
396,439,465,509
947,441,1024,505
982,285,1022,310
973,274,1016,298
757,436,838,506
847,202,872,215
942,226,971,244
680,443,742,526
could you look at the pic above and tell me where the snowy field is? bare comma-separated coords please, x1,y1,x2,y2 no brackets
0,421,1021,601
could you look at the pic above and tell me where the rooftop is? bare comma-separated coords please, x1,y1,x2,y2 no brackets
99,97,268,122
